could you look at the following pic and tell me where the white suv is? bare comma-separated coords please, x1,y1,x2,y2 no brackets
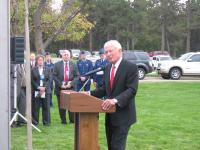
157,52,200,79
152,55,172,69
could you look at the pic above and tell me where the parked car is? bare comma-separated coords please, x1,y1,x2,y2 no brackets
91,51,100,57
123,51,153,80
70,49,80,59
84,50,92,57
152,55,172,69
157,52,200,80
81,50,100,66
149,50,169,57
86,55,100,66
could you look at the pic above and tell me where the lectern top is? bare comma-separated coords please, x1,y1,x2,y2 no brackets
60,90,116,113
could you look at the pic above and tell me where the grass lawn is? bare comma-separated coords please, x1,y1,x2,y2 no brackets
11,82,200,150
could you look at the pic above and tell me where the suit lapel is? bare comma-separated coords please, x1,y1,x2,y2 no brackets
110,59,125,93
61,61,64,80
69,61,74,79
36,67,40,78
106,64,112,94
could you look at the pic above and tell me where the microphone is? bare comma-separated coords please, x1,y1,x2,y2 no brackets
83,66,105,76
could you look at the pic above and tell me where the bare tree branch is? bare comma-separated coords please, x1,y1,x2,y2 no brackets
33,0,47,50
61,0,73,12
43,4,86,49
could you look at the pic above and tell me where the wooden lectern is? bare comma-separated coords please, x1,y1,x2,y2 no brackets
60,90,116,150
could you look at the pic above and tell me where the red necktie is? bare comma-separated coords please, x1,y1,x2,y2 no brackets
64,62,69,82
110,65,115,89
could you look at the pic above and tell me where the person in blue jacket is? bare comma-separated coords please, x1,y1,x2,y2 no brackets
93,48,109,89
77,51,93,91
44,52,54,107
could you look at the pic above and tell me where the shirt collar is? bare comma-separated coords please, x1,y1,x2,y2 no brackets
113,56,122,69
63,60,69,64
38,66,43,69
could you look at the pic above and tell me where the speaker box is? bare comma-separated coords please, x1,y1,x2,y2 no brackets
10,36,24,64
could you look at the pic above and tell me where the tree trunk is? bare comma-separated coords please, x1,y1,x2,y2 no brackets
43,7,82,49
186,0,191,53
186,29,191,53
107,33,110,41
33,0,84,53
161,22,165,52
166,32,170,54
10,0,19,36
89,30,93,51
115,26,119,41
126,25,129,50
166,38,170,54
24,0,33,149
33,0,46,52
131,24,135,49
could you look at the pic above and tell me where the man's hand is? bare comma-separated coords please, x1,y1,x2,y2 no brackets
102,99,116,110
79,91,90,95
61,85,66,89
38,86,46,92
93,82,97,88
66,84,72,89
61,81,72,89
80,76,86,81
38,87,46,96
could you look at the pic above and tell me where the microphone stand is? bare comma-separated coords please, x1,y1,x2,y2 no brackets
78,76,91,92
78,67,105,92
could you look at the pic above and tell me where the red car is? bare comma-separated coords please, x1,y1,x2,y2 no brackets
149,51,169,57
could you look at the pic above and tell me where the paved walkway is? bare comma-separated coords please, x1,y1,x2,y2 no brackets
140,76,200,82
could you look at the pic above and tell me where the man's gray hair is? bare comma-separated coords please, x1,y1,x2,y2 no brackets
104,40,122,50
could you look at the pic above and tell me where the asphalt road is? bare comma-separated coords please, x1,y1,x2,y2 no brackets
141,76,200,82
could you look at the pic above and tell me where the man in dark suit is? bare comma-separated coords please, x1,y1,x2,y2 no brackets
31,55,51,126
44,52,54,107
90,40,138,150
30,53,36,68
53,50,78,124
16,64,26,126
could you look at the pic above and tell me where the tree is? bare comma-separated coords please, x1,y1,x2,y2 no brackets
10,0,93,53
186,0,200,52
33,0,93,52
146,0,186,55
88,0,136,49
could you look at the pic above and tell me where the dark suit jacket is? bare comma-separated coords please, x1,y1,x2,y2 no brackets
53,60,78,95
91,59,138,126
31,66,51,94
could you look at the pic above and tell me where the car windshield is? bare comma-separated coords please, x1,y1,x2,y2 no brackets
85,51,92,56
178,53,193,60
135,52,150,60
71,50,80,54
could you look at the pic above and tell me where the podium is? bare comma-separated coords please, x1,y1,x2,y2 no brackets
60,90,116,150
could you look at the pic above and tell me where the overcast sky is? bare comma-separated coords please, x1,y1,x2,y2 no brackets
180,0,187,3
52,0,187,10
52,0,187,5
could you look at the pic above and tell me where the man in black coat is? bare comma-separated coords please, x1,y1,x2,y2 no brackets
53,50,78,124
91,40,138,150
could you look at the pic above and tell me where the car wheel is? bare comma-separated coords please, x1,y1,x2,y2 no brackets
138,68,146,80
161,74,170,79
169,68,181,80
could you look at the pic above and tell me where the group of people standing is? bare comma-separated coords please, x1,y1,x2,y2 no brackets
12,40,138,150
30,49,109,126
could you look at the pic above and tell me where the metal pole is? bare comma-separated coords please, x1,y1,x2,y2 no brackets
0,0,10,149
14,65,17,111
24,0,33,149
